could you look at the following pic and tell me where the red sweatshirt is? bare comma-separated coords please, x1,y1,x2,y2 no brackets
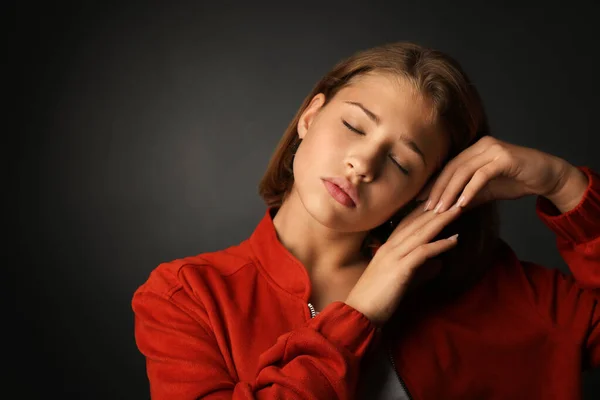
132,167,600,399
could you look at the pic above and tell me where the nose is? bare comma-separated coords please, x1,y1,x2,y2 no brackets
346,151,381,183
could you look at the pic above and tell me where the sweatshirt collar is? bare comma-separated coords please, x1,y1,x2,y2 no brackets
248,207,312,300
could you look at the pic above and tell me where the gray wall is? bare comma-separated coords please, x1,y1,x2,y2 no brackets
13,1,599,398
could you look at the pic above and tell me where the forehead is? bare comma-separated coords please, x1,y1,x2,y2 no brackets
334,72,436,127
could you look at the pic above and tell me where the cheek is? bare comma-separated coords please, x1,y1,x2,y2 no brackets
368,181,404,208
299,127,347,168
366,179,419,219
292,137,328,184
315,123,349,148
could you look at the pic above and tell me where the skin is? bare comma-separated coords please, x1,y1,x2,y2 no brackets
273,72,448,309
272,71,589,316
273,73,447,273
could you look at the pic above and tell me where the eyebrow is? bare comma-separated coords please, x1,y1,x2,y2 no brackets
344,101,427,166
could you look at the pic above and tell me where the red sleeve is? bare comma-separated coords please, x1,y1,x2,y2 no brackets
526,166,600,370
536,166,600,289
132,287,376,400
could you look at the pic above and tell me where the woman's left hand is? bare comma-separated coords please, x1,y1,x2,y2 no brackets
424,136,589,214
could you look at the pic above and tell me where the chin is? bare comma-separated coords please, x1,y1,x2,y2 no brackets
301,189,375,233
300,189,343,227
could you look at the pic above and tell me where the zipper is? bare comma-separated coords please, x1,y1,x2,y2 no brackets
387,342,413,400
308,302,413,399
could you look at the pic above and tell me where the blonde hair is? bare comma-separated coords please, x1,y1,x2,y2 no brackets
258,41,499,295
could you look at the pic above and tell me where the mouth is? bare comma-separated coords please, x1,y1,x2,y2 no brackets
321,178,358,208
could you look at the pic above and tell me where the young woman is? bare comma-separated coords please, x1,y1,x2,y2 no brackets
132,41,599,399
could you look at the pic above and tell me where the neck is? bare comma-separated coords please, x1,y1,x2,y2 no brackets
272,190,370,275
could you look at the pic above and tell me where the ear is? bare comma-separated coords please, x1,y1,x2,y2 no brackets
297,93,326,139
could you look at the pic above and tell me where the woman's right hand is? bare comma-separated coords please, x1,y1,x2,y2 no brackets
345,204,463,327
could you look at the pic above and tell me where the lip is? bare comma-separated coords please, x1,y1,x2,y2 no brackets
322,177,359,208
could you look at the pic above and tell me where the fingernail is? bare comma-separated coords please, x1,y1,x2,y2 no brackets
453,195,465,209
449,233,459,241
424,200,432,211
433,201,443,213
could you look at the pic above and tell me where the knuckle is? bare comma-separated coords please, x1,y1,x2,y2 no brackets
498,151,514,166
472,168,489,181
489,142,502,152
454,165,471,182
480,135,495,146
413,244,429,258
489,142,505,155
378,243,392,256
497,148,511,161
412,227,424,237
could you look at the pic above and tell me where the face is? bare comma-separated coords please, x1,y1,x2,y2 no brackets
291,72,449,232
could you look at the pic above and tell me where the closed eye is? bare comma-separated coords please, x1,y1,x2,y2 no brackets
342,119,365,135
390,156,410,175
341,119,410,175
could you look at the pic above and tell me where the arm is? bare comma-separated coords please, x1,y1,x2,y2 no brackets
536,166,600,290
402,135,599,369
132,289,376,399
527,166,600,370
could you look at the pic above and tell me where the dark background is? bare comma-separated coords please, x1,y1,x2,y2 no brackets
12,1,600,398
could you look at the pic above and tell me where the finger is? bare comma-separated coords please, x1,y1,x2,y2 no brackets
456,158,509,208
388,206,439,243
416,173,438,202
399,234,459,276
391,199,433,233
393,206,461,254
433,149,497,213
437,142,514,213
425,136,495,211
389,205,461,251
390,170,447,231
389,198,460,242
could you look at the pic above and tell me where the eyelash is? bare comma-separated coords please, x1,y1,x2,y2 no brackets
342,119,410,175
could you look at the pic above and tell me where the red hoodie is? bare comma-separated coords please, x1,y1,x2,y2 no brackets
132,167,600,399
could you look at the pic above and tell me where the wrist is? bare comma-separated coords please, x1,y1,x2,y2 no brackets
544,160,588,213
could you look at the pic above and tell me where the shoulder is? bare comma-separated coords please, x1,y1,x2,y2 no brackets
483,239,590,310
488,239,577,284
134,239,256,300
